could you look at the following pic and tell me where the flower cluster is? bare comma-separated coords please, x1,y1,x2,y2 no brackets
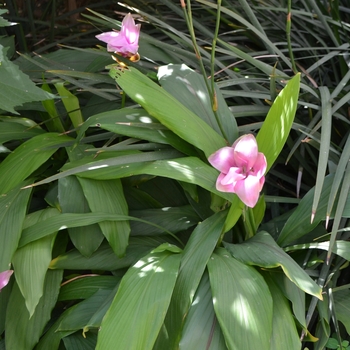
209,134,267,208
96,13,140,58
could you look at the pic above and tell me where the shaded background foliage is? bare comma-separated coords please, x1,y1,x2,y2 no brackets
1,0,350,349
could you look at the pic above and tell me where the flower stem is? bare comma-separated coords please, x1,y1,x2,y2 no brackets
182,0,228,140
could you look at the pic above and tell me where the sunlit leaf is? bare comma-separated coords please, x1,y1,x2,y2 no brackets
207,248,273,350
256,73,300,172
96,247,181,350
224,231,322,299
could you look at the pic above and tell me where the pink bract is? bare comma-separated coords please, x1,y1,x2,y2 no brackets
208,134,267,208
0,270,13,291
96,13,141,57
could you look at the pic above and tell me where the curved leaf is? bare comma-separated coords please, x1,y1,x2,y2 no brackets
96,247,182,350
207,248,273,350
256,73,300,172
224,231,322,299
110,65,226,157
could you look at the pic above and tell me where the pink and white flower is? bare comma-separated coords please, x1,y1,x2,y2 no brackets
0,270,13,291
208,134,267,208
96,13,140,57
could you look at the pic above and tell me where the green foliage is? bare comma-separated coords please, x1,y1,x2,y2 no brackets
1,0,350,349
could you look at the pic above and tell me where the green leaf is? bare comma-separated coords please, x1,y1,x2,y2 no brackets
334,289,350,335
285,240,350,261
158,64,238,144
262,273,301,350
59,176,104,257
54,82,84,129
58,276,120,301
110,65,226,157
5,270,63,350
277,174,333,246
50,237,173,271
0,132,73,194
58,289,113,332
224,231,322,299
96,247,182,350
312,86,332,221
0,120,45,143
256,73,300,172
12,234,56,317
157,211,228,349
179,272,228,350
129,205,199,236
207,248,273,350
33,156,234,203
0,44,54,114
63,332,97,350
76,108,197,156
78,178,130,257
0,183,32,271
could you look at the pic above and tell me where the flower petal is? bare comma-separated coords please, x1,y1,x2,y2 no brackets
221,167,245,185
233,175,262,207
0,270,13,291
208,147,236,174
216,173,236,193
121,13,141,45
250,152,267,178
95,13,140,56
232,134,258,169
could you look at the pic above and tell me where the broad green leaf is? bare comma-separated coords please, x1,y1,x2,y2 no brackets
32,156,234,203
58,276,120,301
0,10,16,27
55,82,84,129
58,289,113,332
158,64,238,144
50,237,174,271
157,210,228,349
96,247,182,350
179,272,228,350
334,289,350,334
12,234,56,317
0,132,73,194
11,208,58,317
83,286,118,334
256,73,300,172
269,272,307,330
19,212,172,247
224,231,322,299
0,44,54,114
263,273,301,350
207,248,273,350
110,65,226,157
0,183,32,271
76,108,197,156
35,306,76,350
5,270,63,350
78,178,130,257
130,205,199,236
0,121,44,143
63,332,97,350
59,176,104,257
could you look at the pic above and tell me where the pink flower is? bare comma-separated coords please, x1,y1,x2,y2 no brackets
0,270,13,291
208,134,267,208
96,13,140,57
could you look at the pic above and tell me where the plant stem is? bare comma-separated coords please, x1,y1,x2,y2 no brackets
182,0,228,140
286,0,298,74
